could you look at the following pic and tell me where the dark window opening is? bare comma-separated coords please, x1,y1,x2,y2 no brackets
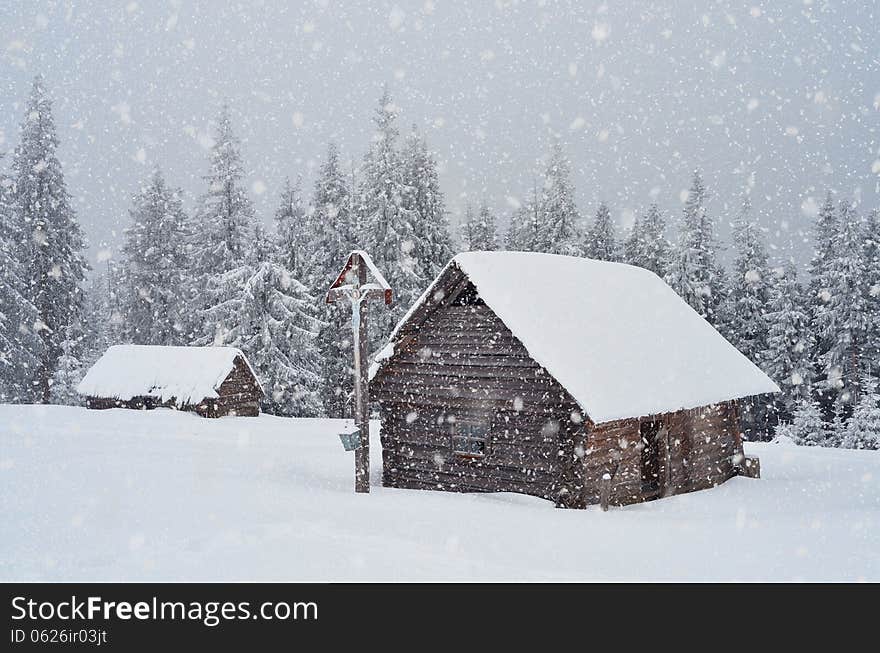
451,419,491,458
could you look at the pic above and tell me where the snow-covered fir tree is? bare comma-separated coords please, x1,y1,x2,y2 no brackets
201,226,323,416
78,267,118,370
359,88,422,336
722,199,774,438
315,303,353,418
506,183,543,251
461,202,497,251
724,197,770,365
190,105,257,344
308,144,359,284
816,200,870,406
273,176,314,287
623,203,670,277
49,325,83,406
120,169,191,345
12,76,88,403
0,160,38,401
841,376,880,450
664,171,727,326
402,128,455,279
539,141,583,256
806,192,838,399
764,261,814,421
862,210,880,374
308,143,359,418
584,202,618,261
789,398,826,447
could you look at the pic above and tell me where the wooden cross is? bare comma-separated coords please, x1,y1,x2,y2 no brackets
326,250,392,493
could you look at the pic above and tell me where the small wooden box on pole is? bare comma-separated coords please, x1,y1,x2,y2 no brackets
326,250,392,493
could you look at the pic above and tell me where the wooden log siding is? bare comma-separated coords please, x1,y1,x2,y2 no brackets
211,357,261,417
373,285,592,507
582,401,742,506
372,270,749,509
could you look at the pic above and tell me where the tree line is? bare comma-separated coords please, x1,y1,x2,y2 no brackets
464,163,879,449
0,76,877,448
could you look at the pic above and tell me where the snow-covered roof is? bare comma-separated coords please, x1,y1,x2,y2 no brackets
349,249,391,290
77,345,262,405
374,251,779,424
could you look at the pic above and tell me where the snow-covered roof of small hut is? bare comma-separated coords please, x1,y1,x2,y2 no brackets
373,251,779,424
77,345,262,405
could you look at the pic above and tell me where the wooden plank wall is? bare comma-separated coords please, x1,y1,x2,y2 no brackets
213,356,261,417
585,401,741,507
372,285,587,506
582,417,642,506
372,264,746,509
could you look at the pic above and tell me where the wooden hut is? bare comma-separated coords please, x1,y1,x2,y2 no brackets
77,345,263,417
370,252,779,508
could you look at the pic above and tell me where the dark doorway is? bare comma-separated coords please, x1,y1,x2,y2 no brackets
640,419,663,500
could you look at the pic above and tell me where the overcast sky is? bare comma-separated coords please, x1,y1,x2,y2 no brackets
1,1,877,270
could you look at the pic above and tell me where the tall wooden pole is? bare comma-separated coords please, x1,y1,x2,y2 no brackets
327,250,391,494
352,256,370,493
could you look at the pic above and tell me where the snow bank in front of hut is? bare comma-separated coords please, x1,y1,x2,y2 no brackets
77,345,258,405
2,405,877,581
448,252,779,423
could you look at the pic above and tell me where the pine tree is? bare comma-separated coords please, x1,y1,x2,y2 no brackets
506,183,543,251
841,376,880,450
789,398,826,447
120,169,191,345
764,262,813,421
190,105,254,274
664,171,727,325
50,325,83,406
623,204,670,277
191,105,256,345
828,402,847,447
0,160,39,401
817,200,869,406
862,210,880,373
540,141,583,256
303,144,361,418
722,198,777,439
402,128,455,279
725,197,770,364
807,192,838,403
584,202,617,261
79,270,116,369
201,226,323,416
461,202,497,251
360,88,422,336
12,76,88,403
274,176,314,286
104,260,126,348
308,144,359,284
315,303,354,418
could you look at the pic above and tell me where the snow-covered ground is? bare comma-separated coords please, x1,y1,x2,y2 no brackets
1,405,877,582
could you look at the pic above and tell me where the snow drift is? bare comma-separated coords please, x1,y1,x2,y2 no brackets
1,405,877,581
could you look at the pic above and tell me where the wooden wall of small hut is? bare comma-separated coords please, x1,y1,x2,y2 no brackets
581,401,743,508
371,265,748,509
207,356,261,417
372,270,591,507
85,355,261,418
